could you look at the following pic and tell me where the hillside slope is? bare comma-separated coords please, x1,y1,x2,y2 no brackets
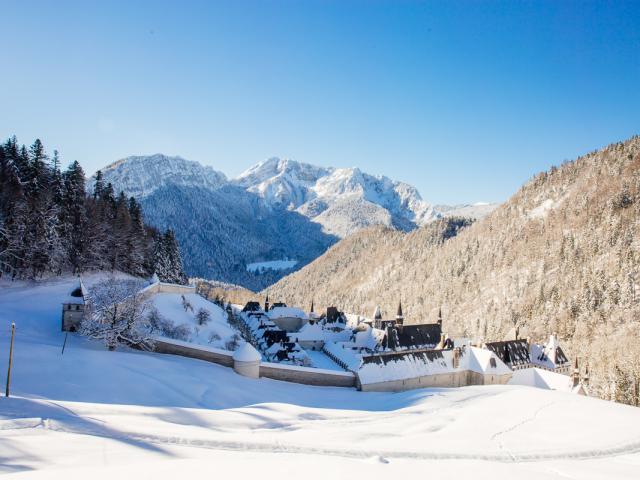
267,136,640,404
139,184,336,290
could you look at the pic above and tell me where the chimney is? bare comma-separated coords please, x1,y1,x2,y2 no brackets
452,347,461,369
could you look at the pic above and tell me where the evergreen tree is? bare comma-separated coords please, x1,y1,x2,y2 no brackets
93,170,104,200
0,136,188,282
62,161,87,272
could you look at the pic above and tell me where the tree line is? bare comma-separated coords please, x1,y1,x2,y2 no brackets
0,136,187,284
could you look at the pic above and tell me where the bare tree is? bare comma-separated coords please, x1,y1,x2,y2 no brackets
80,276,153,350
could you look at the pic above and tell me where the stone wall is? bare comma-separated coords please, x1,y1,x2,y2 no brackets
153,338,355,388
260,362,356,387
139,282,195,299
61,306,84,332
357,369,512,392
153,337,234,367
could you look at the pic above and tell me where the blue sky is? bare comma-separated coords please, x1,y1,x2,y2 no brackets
2,1,639,204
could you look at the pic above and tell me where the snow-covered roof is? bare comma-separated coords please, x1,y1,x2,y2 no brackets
484,339,531,366
63,279,87,305
233,343,262,362
267,306,308,320
294,321,352,343
463,347,512,376
357,346,511,385
353,327,384,350
530,335,570,369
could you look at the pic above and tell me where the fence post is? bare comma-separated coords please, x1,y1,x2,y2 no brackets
6,323,15,398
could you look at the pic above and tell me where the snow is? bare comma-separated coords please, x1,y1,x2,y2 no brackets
95,154,227,199
267,306,308,320
528,197,566,219
246,259,298,272
434,202,500,220
2,275,640,479
233,342,261,362
358,347,512,385
305,350,345,371
293,321,352,343
323,341,364,371
149,292,236,348
234,156,440,235
509,367,574,392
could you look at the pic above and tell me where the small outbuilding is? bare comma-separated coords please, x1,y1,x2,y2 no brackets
61,279,87,332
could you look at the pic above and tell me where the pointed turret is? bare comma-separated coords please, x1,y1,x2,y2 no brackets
572,357,580,388
583,364,590,386
373,305,382,321
396,300,404,326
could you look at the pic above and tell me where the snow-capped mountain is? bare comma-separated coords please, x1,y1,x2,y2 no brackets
99,154,227,199
94,154,497,288
234,157,439,236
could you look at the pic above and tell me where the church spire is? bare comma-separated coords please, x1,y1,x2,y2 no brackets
572,357,580,388
437,307,443,327
264,293,270,312
310,299,314,313
396,299,404,324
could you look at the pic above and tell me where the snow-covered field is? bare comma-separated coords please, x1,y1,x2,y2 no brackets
246,259,298,272
2,276,640,479
149,292,236,348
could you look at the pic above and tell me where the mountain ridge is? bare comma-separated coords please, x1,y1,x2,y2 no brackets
94,153,498,288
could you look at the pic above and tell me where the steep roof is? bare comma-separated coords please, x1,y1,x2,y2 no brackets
242,301,261,312
357,346,511,385
484,339,531,367
383,323,441,350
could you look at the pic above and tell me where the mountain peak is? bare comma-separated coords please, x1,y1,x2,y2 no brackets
95,154,227,198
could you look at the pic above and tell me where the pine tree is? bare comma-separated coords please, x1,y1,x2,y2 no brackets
0,136,188,283
163,229,188,285
93,170,104,200
62,161,87,272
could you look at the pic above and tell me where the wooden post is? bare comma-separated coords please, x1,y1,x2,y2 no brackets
6,323,15,398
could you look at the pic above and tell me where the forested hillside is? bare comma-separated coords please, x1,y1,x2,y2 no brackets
0,137,187,283
268,136,640,405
